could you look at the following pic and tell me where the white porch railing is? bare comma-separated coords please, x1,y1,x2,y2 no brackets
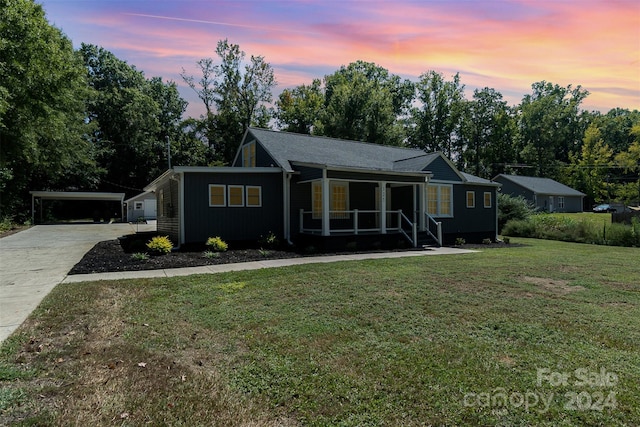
299,209,418,247
425,213,443,247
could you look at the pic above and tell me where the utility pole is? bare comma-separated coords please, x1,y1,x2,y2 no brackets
166,135,171,169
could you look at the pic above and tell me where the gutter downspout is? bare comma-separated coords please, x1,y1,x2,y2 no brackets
179,171,185,249
283,172,293,245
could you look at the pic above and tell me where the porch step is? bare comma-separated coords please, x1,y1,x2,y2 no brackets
417,231,441,247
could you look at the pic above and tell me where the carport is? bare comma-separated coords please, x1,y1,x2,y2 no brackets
29,191,125,224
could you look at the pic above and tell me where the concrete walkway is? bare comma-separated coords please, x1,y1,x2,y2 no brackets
1,223,475,343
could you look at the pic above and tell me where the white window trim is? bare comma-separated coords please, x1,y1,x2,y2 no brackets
227,185,245,207
558,196,565,209
246,186,262,207
134,201,144,210
427,183,453,218
466,191,475,208
208,184,226,207
484,192,492,208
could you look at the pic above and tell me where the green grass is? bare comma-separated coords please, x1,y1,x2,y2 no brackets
548,212,612,226
1,238,639,425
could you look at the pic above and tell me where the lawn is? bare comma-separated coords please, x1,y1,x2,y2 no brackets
1,238,639,426
548,212,613,226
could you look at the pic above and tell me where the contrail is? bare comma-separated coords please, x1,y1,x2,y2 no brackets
123,13,315,35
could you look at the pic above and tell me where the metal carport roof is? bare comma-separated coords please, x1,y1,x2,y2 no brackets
29,191,126,223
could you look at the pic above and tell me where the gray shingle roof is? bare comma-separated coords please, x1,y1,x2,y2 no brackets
461,172,497,186
493,174,585,196
246,128,494,185
247,128,428,173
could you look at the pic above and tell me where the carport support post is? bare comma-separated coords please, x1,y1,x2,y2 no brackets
31,195,35,224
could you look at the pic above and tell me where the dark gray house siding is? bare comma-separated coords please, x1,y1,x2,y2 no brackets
157,179,180,244
426,157,463,182
438,184,497,243
296,165,323,181
183,172,283,243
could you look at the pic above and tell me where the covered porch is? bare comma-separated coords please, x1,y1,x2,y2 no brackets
294,165,442,247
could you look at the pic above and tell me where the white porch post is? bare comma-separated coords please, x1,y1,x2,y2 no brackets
419,182,426,231
380,181,387,234
322,170,330,236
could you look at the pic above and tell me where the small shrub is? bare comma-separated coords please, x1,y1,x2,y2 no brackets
502,219,536,237
206,236,228,252
146,236,173,255
482,238,492,245
202,250,220,259
259,249,272,257
131,252,149,261
258,231,279,249
345,241,358,251
454,237,466,246
303,245,316,254
502,237,510,244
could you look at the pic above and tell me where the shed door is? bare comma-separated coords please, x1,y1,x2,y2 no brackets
144,199,157,219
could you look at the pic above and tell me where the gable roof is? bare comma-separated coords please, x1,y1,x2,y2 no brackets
238,128,494,185
493,174,585,196
244,127,428,173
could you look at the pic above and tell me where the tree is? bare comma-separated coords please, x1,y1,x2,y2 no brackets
0,0,100,219
613,125,640,205
409,71,466,158
181,39,276,163
316,61,413,146
516,81,589,178
567,123,613,204
459,87,516,178
275,79,324,134
81,44,196,193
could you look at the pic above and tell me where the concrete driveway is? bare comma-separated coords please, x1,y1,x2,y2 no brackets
0,223,142,342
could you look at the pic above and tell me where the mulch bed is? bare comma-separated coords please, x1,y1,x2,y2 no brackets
68,239,304,275
69,237,523,275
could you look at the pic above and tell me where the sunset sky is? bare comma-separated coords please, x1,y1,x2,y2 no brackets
39,0,640,119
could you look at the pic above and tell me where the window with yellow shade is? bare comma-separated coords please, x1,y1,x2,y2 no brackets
466,191,475,208
311,181,349,219
242,142,256,167
426,184,453,217
246,186,262,207
208,185,225,207
228,185,244,207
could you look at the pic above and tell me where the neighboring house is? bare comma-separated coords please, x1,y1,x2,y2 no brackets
144,128,500,248
492,174,585,213
125,191,157,222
